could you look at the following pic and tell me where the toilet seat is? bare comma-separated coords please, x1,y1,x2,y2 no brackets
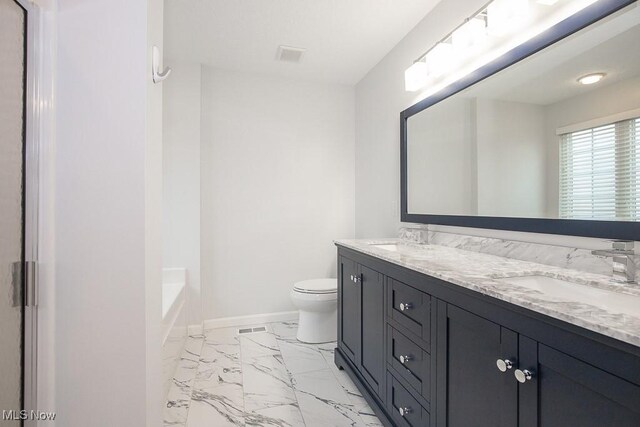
291,289,337,302
293,278,337,295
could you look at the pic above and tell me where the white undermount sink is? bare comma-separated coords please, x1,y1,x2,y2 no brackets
496,275,640,318
371,244,400,251
370,243,435,260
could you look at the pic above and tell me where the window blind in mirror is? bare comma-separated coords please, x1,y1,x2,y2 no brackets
559,117,640,221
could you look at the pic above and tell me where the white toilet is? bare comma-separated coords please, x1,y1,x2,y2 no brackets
290,278,337,343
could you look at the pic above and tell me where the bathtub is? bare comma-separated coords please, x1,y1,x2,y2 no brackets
161,268,188,401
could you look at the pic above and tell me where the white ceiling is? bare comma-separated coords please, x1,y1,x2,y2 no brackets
164,0,441,85
461,4,640,105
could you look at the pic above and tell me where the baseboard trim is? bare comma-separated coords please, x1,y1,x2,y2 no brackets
188,323,203,336
203,310,299,330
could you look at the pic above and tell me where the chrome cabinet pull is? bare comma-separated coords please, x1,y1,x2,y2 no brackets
399,407,412,417
399,302,412,311
496,358,514,372
399,355,412,365
515,369,534,383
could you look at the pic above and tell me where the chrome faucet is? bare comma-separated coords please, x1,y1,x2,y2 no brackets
591,241,637,284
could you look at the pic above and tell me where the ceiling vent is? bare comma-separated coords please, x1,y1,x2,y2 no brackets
276,45,306,63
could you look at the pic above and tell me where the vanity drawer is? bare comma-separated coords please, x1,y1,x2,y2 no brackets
387,372,430,427
388,325,431,402
389,279,431,344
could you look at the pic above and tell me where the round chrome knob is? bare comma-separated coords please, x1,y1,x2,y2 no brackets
399,355,412,364
399,407,412,417
515,369,534,383
399,302,413,311
496,359,513,372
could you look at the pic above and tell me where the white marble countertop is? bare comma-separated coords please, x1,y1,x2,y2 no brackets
335,238,640,348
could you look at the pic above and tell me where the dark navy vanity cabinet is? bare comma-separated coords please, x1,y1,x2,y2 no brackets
338,256,386,399
335,246,640,427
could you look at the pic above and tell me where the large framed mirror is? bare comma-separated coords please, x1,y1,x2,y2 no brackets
401,0,640,240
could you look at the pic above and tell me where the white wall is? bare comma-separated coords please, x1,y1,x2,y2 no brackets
475,99,547,218
200,68,355,319
55,0,162,425
406,96,547,219
35,3,57,419
145,0,164,424
407,98,475,215
163,62,202,325
355,0,488,238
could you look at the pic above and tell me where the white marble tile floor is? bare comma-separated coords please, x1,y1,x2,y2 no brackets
164,321,383,427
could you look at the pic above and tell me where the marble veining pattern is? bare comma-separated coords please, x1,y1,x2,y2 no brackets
399,226,617,277
165,335,206,426
164,322,383,427
336,238,640,347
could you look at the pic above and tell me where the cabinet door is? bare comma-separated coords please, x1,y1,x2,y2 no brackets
360,265,385,398
338,256,360,365
518,337,640,427
436,302,518,427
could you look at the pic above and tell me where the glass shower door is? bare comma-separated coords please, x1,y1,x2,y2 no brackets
0,0,27,423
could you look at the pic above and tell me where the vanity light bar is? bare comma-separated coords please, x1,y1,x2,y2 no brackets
405,2,491,92
404,0,571,92
404,61,429,92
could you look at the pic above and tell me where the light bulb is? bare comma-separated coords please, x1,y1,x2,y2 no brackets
452,17,487,51
425,42,455,77
577,73,605,85
404,61,429,92
487,0,530,36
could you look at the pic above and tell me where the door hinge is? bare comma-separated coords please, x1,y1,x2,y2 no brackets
11,262,23,307
25,261,37,307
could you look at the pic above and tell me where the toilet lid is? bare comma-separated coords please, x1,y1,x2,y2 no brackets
293,279,337,294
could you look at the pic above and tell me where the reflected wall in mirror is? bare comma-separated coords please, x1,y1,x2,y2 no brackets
406,3,640,223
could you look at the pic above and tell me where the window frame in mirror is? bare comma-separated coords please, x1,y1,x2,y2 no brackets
400,0,640,240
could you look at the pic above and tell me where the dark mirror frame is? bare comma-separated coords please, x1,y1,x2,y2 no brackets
400,0,640,241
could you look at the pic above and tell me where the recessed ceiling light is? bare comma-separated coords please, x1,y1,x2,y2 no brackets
577,73,606,85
